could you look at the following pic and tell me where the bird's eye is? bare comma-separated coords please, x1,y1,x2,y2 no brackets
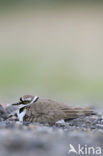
23,101,28,104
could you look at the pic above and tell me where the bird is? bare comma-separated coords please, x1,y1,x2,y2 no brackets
10,95,95,125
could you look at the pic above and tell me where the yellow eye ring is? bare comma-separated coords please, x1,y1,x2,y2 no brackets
23,101,29,104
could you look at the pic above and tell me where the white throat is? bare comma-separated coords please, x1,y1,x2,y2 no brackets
17,108,26,122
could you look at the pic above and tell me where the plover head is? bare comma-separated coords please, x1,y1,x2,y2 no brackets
20,95,38,104
9,95,39,122
12,95,39,106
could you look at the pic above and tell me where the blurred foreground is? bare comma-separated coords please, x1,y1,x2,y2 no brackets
0,115,103,156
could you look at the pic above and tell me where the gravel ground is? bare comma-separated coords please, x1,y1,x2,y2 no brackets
0,105,103,156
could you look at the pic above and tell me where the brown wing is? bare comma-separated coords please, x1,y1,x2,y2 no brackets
33,99,96,120
61,107,96,120
24,98,96,125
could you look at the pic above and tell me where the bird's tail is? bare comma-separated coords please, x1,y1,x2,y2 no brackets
62,107,96,120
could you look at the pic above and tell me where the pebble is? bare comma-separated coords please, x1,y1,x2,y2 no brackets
0,104,7,120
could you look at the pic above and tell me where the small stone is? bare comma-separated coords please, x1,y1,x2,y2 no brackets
0,104,8,120
29,124,37,130
6,104,17,114
96,124,103,129
101,120,103,124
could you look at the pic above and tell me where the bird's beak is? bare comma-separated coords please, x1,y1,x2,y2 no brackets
12,102,26,109
12,101,21,106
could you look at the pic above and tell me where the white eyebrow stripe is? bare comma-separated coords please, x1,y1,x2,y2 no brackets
27,97,32,101
30,96,39,104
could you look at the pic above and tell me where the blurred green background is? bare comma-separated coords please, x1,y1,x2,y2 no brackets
0,1,103,105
